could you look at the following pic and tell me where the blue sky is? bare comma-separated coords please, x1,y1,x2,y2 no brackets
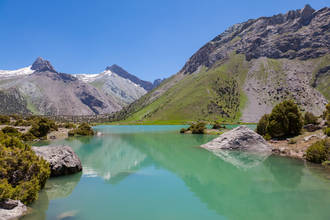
0,0,328,81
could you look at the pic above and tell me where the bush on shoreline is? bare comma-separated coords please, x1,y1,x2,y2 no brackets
0,133,50,204
68,122,94,136
180,122,206,134
1,126,21,137
212,122,225,129
306,139,330,164
256,100,303,139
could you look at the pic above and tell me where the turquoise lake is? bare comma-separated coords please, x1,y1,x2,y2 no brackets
22,125,330,220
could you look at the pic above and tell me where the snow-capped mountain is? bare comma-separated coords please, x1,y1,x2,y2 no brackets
0,57,152,115
0,66,34,78
74,68,147,105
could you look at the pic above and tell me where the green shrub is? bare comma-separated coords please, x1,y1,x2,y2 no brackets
306,139,330,163
322,160,330,167
264,133,271,141
187,122,206,134
64,122,76,129
266,100,303,138
9,114,22,121
68,123,94,136
324,127,330,137
256,114,270,136
68,130,75,136
0,135,50,204
29,123,50,139
26,117,58,139
304,112,318,125
14,119,32,126
1,126,21,137
21,132,37,141
212,122,225,129
0,115,10,124
322,103,330,125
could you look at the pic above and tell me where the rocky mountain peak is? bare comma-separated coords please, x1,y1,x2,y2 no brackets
105,64,120,72
300,4,315,25
180,5,329,74
31,57,56,72
106,64,154,91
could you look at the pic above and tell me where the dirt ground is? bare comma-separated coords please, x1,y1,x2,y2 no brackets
269,129,327,159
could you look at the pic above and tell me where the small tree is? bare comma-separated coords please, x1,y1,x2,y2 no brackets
267,100,303,138
256,100,303,139
256,114,269,136
306,139,330,163
323,103,330,126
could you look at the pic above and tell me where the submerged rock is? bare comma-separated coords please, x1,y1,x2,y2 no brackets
201,126,272,168
0,200,28,220
32,146,82,177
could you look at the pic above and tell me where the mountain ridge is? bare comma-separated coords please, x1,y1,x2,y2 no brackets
119,4,329,123
0,58,153,115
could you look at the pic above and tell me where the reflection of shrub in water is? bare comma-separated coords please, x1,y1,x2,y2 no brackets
265,156,303,188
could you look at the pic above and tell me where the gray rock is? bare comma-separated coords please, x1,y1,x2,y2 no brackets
0,200,28,220
201,126,272,169
31,57,56,73
32,146,82,177
201,126,271,152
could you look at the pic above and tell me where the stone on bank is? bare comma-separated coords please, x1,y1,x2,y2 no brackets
32,145,82,177
201,126,272,169
0,200,28,220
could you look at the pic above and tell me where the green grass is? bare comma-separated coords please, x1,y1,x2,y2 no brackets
124,54,249,123
311,55,330,100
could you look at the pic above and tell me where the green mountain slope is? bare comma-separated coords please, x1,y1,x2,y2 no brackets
118,5,330,123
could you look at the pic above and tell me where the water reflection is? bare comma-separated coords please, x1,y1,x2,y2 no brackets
22,173,82,220
28,126,330,220
205,149,271,169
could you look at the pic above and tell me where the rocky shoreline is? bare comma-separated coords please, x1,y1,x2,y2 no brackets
0,145,82,220
269,130,326,160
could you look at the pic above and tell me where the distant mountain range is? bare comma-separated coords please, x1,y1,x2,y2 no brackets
0,57,161,115
120,5,330,123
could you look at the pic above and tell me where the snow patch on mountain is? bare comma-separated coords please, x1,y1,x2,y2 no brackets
0,66,34,78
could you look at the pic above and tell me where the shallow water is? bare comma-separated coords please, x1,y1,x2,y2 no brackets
23,125,330,220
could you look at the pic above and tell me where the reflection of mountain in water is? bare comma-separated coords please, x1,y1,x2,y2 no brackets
121,132,330,220
44,128,330,220
59,135,148,183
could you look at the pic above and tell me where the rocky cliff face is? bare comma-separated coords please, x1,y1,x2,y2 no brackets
181,5,329,74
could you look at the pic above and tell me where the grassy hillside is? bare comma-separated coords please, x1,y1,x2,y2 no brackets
124,54,248,123
119,54,329,124
312,55,330,100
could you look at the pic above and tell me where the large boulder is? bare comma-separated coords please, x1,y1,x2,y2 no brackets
0,200,28,220
201,126,272,169
202,126,271,152
32,146,82,177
